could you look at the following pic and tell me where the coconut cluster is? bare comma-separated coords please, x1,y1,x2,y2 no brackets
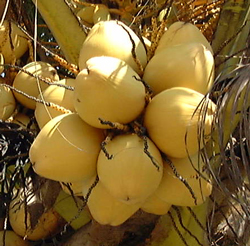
0,20,29,121
25,20,216,227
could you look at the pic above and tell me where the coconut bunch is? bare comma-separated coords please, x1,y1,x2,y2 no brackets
0,20,29,121
0,19,68,129
26,20,217,227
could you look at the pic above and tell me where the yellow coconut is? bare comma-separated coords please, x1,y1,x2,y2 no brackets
60,181,83,196
155,153,212,206
78,20,147,75
9,191,60,241
87,182,141,226
81,175,98,197
0,84,16,120
60,175,97,197
143,42,214,95
142,36,151,50
29,113,105,183
13,61,60,109
35,78,75,129
144,87,216,158
74,56,146,129
0,230,31,246
141,193,172,215
97,134,163,204
155,21,213,54
0,21,29,64
77,6,95,24
93,5,111,24
11,113,37,129
60,176,97,197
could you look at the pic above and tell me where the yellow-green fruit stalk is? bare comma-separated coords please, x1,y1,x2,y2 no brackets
155,21,213,54
143,42,214,95
155,153,212,206
0,21,28,64
144,87,216,158
97,134,163,204
29,113,105,183
0,83,16,120
35,78,75,129
74,56,146,129
87,182,141,226
0,230,31,246
13,61,60,109
78,20,147,75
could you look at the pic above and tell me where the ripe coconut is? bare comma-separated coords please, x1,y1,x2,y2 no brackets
60,181,84,197
78,20,147,75
143,42,214,95
155,21,213,54
0,21,28,64
87,182,141,226
0,230,31,246
11,113,37,129
93,5,111,24
97,134,163,204
0,84,16,120
155,153,212,206
144,87,216,158
141,193,172,215
29,113,105,183
77,6,95,24
74,56,146,129
60,175,96,197
35,78,75,129
13,61,60,109
9,192,60,241
142,36,151,50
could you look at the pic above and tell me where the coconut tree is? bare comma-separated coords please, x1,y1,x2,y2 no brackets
0,0,249,245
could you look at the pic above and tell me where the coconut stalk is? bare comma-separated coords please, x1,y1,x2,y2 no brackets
31,0,87,65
